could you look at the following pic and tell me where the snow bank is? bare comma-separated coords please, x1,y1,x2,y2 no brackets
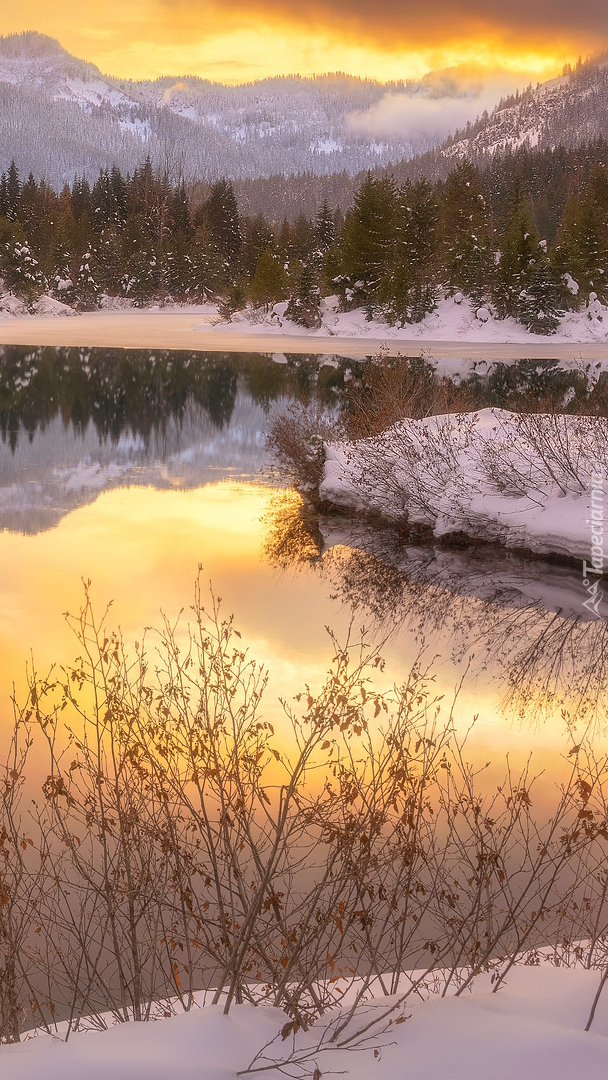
0,291,77,317
200,293,608,345
2,966,607,1079
320,408,608,561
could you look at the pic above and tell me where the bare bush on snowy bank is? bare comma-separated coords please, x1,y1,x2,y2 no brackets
318,408,608,560
2,580,608,1047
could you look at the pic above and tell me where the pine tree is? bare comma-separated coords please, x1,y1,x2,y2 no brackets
315,200,335,250
121,214,159,303
554,179,608,305
241,214,275,280
518,259,564,334
441,161,491,303
380,179,438,324
5,161,20,222
285,261,321,328
1,224,45,306
493,198,562,331
162,231,193,299
200,179,242,287
73,247,101,309
493,199,541,319
335,172,397,314
250,247,287,311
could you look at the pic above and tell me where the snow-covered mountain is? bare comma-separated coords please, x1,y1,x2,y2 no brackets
440,53,608,163
0,31,455,186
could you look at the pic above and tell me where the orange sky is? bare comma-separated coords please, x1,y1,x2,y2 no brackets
0,0,606,83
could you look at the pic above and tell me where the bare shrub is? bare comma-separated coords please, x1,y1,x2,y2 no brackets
266,401,343,493
1,580,608,1051
0,714,35,1043
345,355,479,439
479,411,608,499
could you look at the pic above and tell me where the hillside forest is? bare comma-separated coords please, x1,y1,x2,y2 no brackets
2,141,608,334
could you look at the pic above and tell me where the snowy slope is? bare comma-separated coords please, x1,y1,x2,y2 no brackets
1,966,608,1080
0,32,435,184
442,53,608,161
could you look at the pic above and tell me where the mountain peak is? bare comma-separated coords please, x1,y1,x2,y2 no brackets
0,31,69,59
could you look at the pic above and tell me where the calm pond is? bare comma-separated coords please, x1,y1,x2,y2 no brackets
0,345,606,803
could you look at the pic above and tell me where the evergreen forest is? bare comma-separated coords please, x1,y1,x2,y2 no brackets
2,140,608,334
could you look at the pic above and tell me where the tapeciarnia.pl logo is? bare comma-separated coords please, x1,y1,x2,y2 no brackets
582,464,606,619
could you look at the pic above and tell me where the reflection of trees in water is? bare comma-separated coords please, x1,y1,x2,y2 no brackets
262,489,324,569
262,495,608,728
0,346,341,453
0,347,240,447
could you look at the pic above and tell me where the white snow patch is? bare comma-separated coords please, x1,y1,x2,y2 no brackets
1,966,607,1080
320,408,608,561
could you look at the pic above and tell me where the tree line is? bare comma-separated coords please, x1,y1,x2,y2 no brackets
1,149,607,333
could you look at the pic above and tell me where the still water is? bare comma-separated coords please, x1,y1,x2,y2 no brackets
0,345,605,802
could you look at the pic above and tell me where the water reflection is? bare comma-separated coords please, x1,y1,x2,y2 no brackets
0,346,344,533
0,344,606,784
262,493,608,731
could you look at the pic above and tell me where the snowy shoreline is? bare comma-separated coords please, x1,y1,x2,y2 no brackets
1,296,608,364
2,966,607,1080
319,408,608,566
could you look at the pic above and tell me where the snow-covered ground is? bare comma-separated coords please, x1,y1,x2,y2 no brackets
1,966,607,1079
0,291,77,317
320,408,608,562
212,293,608,346
2,294,608,363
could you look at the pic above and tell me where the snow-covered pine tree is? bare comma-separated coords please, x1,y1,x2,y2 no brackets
518,258,564,334
441,161,491,304
334,172,397,315
379,178,438,324
199,179,242,288
494,198,563,331
554,168,608,305
285,261,321,328
0,221,45,306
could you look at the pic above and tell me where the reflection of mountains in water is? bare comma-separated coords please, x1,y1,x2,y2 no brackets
0,344,342,534
0,393,272,533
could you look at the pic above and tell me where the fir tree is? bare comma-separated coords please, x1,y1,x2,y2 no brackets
1,225,44,306
380,179,438,324
285,261,321,328
441,161,491,303
5,161,20,222
518,259,564,334
201,179,242,286
315,200,335,250
493,199,541,319
250,247,287,311
494,198,562,331
554,182,608,305
335,172,397,314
